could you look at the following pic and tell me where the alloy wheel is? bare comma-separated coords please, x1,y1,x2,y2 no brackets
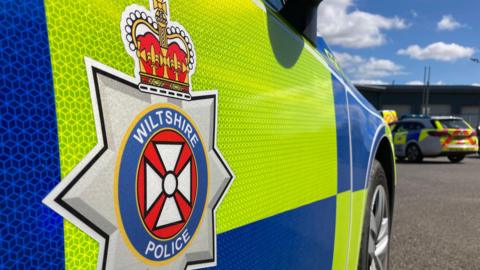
407,145,419,162
368,185,389,270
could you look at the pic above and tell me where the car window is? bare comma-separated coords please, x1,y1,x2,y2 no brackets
438,119,470,129
412,123,424,131
393,123,407,132
403,122,413,131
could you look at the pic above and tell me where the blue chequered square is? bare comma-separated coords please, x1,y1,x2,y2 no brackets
0,0,64,268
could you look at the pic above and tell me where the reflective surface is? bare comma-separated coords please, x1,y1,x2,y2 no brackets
369,185,389,270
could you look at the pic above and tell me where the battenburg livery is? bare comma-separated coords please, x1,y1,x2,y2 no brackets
1,0,396,269
43,0,233,268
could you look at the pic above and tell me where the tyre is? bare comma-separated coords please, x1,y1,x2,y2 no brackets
406,144,423,163
447,154,465,163
358,160,390,270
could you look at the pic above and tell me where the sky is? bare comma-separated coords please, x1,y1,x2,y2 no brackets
316,0,480,86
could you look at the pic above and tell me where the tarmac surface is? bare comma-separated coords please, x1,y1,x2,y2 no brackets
390,155,480,270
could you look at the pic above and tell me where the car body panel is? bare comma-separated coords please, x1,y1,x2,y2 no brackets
0,0,394,269
419,136,443,156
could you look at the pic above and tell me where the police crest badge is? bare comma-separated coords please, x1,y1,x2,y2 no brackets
44,0,233,268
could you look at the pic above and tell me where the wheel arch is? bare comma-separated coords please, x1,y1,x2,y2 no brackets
374,136,396,219
357,135,396,269
405,140,422,154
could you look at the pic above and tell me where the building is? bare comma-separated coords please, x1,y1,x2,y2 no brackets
356,84,480,127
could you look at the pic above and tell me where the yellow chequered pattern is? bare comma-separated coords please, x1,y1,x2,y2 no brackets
46,0,151,268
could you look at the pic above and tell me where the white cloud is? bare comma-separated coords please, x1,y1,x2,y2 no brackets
406,80,424,85
397,42,475,62
472,83,480,86
334,51,404,80
317,0,407,48
410,10,418,18
437,15,463,31
352,79,388,85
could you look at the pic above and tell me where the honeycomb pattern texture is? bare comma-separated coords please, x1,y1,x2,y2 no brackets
45,0,337,268
0,0,64,269
44,0,149,268
173,0,337,232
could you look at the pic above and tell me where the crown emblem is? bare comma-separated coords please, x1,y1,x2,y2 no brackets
121,0,195,100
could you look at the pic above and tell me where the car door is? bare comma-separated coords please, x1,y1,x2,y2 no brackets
198,2,349,269
409,122,424,142
31,0,346,269
393,123,409,156
1,0,400,268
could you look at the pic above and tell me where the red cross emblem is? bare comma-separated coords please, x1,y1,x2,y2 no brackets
136,129,198,239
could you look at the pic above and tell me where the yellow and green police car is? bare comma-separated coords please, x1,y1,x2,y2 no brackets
1,0,396,269
391,115,479,163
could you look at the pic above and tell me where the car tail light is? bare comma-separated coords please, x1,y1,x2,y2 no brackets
428,131,449,137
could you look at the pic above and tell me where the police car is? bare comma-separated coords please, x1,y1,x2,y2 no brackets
391,115,479,163
2,0,396,269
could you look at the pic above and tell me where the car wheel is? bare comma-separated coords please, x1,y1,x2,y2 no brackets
447,154,465,163
358,160,390,270
406,144,423,163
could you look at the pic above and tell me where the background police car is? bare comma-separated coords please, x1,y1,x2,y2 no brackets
392,116,479,163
